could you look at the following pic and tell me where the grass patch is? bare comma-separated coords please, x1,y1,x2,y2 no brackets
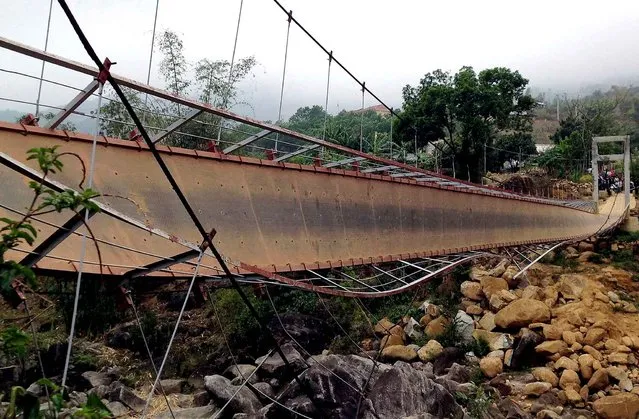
455,385,494,419
551,252,579,270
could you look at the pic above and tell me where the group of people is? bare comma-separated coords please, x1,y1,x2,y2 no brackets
597,167,634,195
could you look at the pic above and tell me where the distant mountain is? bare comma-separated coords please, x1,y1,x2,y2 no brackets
0,102,97,135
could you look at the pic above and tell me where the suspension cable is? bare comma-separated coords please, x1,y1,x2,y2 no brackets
60,81,104,390
142,0,160,124
141,251,204,417
216,0,245,143
128,291,176,418
275,10,293,152
322,51,332,141
360,82,365,152
35,0,54,117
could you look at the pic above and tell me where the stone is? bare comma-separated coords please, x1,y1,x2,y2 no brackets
380,334,404,348
425,316,449,337
403,317,423,340
160,379,185,395
81,371,112,388
520,285,543,300
382,345,417,362
446,363,471,383
562,331,578,346
607,366,629,382
584,328,607,346
620,378,633,392
564,388,583,404
578,354,595,380
487,350,505,359
417,340,443,362
419,315,432,328
536,409,561,419
543,324,562,340
466,304,483,315
504,349,513,368
389,324,406,339
554,356,579,372
106,401,128,417
454,310,474,343
510,328,544,369
608,291,621,303
478,312,497,331
251,382,275,402
593,393,639,419
489,259,508,277
374,317,395,334
155,405,219,419
535,340,568,356
559,369,581,391
608,352,630,364
558,273,589,299
525,381,552,396
257,343,306,378
110,385,145,413
494,299,551,329
532,367,559,387
578,242,594,252
578,250,598,262
204,375,262,414
432,347,465,375
587,369,609,392
480,276,508,299
67,392,87,408
480,356,503,378
489,293,509,311
461,281,483,301
192,391,210,407
369,361,464,419
583,345,603,361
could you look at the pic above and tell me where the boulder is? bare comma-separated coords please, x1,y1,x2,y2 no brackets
160,379,185,395
608,352,630,364
489,259,508,277
256,343,306,378
453,310,474,343
110,385,145,413
494,299,551,329
558,273,588,300
106,401,128,417
502,265,520,284
204,375,262,415
587,368,609,392
403,317,423,340
535,340,567,356
417,340,443,362
542,324,562,340
301,354,391,418
224,364,258,385
480,276,508,299
532,367,559,387
369,361,464,419
510,328,544,369
374,317,395,334
564,388,583,405
380,334,404,348
521,285,543,300
472,329,513,351
524,381,552,396
251,382,275,402
432,347,465,375
425,316,449,337
382,345,417,362
478,312,497,331
466,304,483,315
559,369,580,391
578,354,595,380
479,357,503,378
446,363,471,384
81,371,112,388
578,242,594,252
460,281,483,301
562,330,578,346
593,393,639,419
155,405,219,419
584,328,607,346
554,356,579,372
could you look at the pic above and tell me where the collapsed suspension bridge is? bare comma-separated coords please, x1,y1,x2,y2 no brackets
0,1,633,415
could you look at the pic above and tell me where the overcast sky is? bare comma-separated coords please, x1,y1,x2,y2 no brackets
1,0,639,121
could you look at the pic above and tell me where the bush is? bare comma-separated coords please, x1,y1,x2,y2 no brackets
578,174,593,184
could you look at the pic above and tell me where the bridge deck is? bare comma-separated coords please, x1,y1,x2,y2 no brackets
0,122,628,279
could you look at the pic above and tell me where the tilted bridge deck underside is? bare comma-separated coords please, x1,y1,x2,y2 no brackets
0,122,628,288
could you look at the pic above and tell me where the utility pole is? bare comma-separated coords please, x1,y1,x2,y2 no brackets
483,143,487,180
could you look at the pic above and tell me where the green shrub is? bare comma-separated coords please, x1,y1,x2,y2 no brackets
578,174,593,184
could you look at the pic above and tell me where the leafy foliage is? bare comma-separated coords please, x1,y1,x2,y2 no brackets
397,67,536,182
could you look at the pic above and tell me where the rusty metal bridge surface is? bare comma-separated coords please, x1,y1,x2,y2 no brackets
0,36,631,298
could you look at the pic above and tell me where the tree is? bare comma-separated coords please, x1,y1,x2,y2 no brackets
97,29,256,151
397,66,535,182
